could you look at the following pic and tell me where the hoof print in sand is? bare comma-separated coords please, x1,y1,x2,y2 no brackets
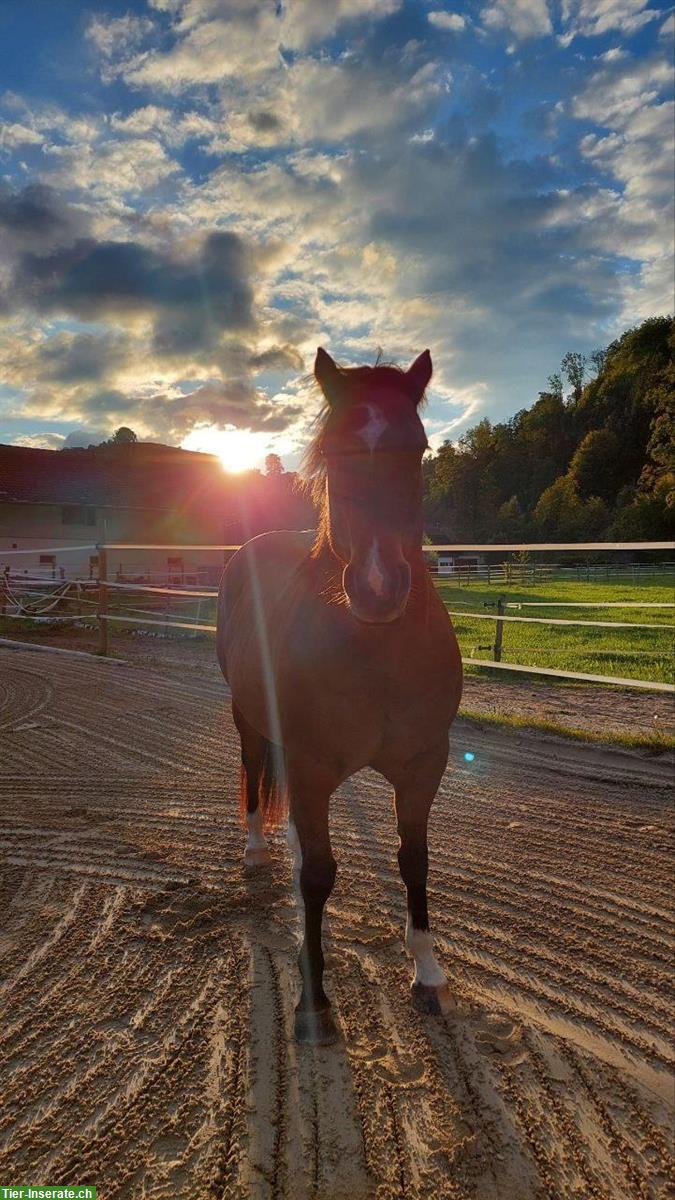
350,1039,425,1086
474,1014,526,1064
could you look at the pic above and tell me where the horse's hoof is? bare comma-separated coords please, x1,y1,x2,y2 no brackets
294,1005,340,1046
244,846,272,868
411,982,454,1016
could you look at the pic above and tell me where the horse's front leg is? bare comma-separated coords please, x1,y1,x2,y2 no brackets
389,738,452,1015
287,757,339,1045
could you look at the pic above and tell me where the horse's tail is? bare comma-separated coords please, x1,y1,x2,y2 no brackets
240,738,288,831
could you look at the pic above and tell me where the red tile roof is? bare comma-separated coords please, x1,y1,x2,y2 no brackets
0,442,316,537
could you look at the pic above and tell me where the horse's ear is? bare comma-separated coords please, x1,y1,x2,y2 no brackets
314,347,343,405
406,349,432,402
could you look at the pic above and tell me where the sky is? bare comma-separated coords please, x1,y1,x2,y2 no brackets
0,0,672,469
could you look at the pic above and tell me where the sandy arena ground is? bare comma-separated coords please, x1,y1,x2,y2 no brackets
0,642,673,1200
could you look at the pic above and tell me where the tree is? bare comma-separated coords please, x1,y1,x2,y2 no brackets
569,429,622,502
561,351,586,401
108,427,138,444
533,475,608,540
421,316,673,542
546,372,563,400
638,364,675,503
495,495,526,541
264,453,283,476
610,477,675,539
590,348,607,375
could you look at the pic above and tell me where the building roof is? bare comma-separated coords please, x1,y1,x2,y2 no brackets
0,441,316,537
0,442,231,511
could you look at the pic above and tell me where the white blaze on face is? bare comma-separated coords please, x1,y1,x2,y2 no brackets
246,808,268,852
405,916,447,987
357,403,389,451
364,538,386,596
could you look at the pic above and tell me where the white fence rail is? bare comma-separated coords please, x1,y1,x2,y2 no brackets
1,540,673,694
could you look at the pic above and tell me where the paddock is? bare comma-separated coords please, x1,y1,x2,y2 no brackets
0,643,672,1199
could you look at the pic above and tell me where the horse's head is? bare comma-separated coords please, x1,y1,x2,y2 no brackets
312,347,432,625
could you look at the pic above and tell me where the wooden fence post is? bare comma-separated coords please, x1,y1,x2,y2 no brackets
493,595,505,662
97,543,109,657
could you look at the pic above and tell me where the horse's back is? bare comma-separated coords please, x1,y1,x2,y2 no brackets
222,529,315,596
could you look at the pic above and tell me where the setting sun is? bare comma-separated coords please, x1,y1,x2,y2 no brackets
181,425,267,473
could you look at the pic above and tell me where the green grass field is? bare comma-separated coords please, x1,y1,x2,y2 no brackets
435,576,674,684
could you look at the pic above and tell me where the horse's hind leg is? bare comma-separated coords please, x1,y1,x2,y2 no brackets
288,757,339,1045
232,703,272,868
389,738,453,1015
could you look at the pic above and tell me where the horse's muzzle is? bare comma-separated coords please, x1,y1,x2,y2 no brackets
343,556,411,624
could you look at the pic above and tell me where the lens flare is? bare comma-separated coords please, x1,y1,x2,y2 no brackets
181,424,266,473
463,751,475,762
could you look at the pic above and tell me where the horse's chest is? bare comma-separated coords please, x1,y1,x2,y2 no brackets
292,636,456,755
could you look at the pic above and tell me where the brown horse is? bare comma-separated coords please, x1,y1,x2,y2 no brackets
216,347,463,1044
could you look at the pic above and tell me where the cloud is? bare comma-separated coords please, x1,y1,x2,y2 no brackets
86,13,153,58
7,229,254,344
0,95,182,202
208,58,445,151
481,0,552,39
248,345,305,373
0,166,317,444
428,12,467,32
1,93,101,146
576,100,673,306
13,432,67,449
110,105,218,146
281,0,402,48
122,379,305,443
304,131,630,407
62,428,109,447
0,182,89,256
109,105,172,135
120,6,281,89
2,330,131,388
573,54,671,127
562,0,660,39
94,0,404,91
41,136,180,198
0,121,43,150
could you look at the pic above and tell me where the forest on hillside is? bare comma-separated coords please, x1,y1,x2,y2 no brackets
422,316,674,543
